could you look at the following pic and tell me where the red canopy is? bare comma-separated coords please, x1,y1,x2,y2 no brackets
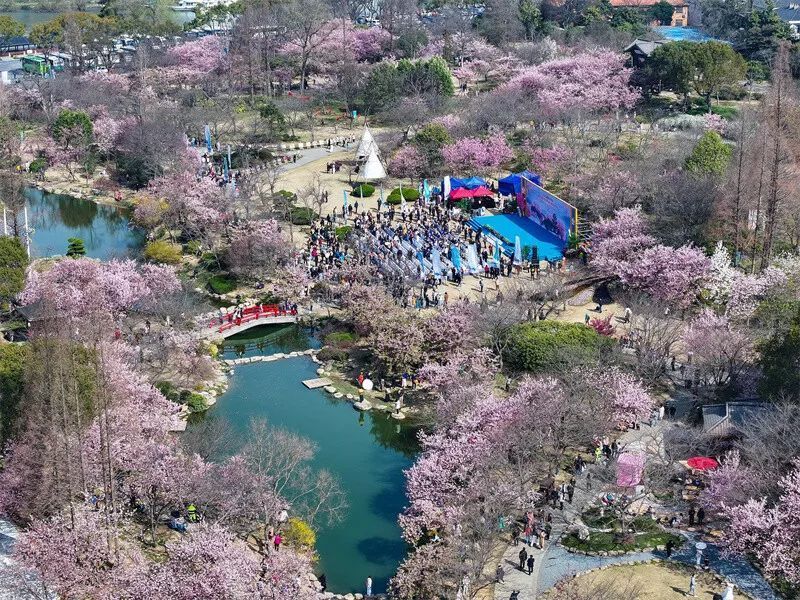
687,456,719,471
449,186,495,200
449,187,474,200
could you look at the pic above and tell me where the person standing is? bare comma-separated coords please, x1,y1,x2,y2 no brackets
688,506,696,526
495,564,505,583
273,532,282,551
567,483,575,503
697,507,705,525
688,573,697,597
526,555,535,575
366,576,372,596
518,547,528,571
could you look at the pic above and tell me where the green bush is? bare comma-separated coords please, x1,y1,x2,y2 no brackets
290,206,317,225
155,381,180,402
504,321,614,372
351,184,375,197
317,346,349,362
184,240,202,255
29,157,48,173
184,392,208,413
386,187,420,204
335,226,352,240
144,240,183,264
324,331,359,348
208,274,237,295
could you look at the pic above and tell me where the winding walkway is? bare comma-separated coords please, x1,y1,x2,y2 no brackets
492,421,777,600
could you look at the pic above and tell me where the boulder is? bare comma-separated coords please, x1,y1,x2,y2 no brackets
324,386,337,394
334,393,344,398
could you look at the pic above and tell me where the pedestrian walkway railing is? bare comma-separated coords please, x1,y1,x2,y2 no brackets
208,305,298,333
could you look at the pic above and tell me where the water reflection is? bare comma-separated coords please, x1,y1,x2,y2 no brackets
20,187,143,259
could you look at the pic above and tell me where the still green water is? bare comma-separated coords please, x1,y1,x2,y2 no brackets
20,187,143,259
193,324,419,594
0,7,194,29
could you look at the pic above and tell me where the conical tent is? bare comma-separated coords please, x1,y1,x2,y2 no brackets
356,126,376,159
361,147,386,180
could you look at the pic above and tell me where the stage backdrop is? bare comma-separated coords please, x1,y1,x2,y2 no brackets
519,177,578,243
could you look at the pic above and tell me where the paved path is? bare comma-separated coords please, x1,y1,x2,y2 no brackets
492,421,777,600
278,145,349,172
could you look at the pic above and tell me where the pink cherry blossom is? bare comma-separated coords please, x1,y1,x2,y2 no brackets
442,136,513,174
503,51,639,119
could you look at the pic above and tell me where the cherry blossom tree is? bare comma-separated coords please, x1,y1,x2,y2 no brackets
503,51,640,120
441,136,513,174
683,311,754,386
590,206,655,278
725,460,800,585
389,145,426,180
19,258,180,336
418,347,497,425
591,207,711,307
12,506,147,600
226,219,292,282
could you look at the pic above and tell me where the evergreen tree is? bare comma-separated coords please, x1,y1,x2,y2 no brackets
66,237,87,259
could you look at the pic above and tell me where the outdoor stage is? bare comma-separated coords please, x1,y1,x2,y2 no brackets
470,214,566,261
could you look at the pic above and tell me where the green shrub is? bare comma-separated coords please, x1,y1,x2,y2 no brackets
290,206,317,225
184,240,202,255
29,157,48,173
144,240,183,264
324,331,359,348
386,187,420,204
208,274,237,295
504,321,614,372
66,237,86,258
155,381,180,402
335,226,352,240
317,346,349,362
185,392,208,413
351,184,375,197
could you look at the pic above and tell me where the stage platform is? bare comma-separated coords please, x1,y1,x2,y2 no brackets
469,214,566,261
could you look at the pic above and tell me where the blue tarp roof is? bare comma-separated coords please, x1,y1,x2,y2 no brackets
450,176,487,190
498,171,542,196
655,26,715,42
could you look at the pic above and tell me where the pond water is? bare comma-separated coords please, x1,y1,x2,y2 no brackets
1,7,194,30
19,187,143,259
191,324,419,594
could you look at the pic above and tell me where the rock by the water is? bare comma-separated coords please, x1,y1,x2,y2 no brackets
324,386,337,394
391,411,407,420
354,401,372,411
334,392,344,398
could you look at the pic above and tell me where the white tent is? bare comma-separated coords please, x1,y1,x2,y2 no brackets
356,126,377,159
362,146,386,180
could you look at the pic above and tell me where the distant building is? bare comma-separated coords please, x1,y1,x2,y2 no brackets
609,0,689,26
623,38,670,67
702,402,768,436
0,59,23,85
0,36,36,55
775,2,800,37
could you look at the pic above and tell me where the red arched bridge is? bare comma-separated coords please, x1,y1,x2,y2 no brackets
208,304,299,338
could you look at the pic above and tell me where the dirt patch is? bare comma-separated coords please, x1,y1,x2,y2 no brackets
556,562,751,600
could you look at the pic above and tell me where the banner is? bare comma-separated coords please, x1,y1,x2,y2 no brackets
450,245,462,271
204,125,212,154
520,177,578,242
467,244,480,274
432,248,443,276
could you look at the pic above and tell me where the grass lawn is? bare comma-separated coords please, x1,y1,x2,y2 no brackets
562,529,683,553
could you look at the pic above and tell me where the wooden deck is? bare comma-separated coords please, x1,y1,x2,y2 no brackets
302,377,333,389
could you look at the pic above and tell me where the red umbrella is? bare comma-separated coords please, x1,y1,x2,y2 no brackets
687,456,719,471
